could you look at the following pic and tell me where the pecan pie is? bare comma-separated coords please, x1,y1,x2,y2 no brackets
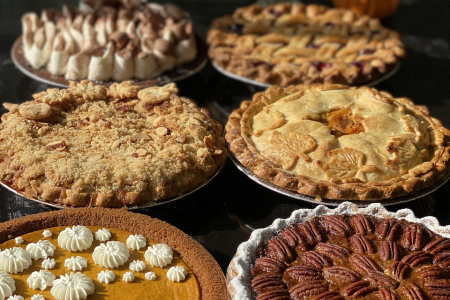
0,81,226,207
226,84,450,200
207,3,405,86
229,204,450,300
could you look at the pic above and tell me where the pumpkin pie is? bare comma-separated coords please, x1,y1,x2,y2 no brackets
207,2,405,86
0,81,226,207
225,84,450,200
0,208,227,300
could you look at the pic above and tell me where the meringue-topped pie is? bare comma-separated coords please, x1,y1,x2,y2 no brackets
225,84,450,200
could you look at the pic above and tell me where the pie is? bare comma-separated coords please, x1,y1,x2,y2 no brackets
226,202,450,300
207,2,405,86
225,84,450,200
0,208,227,300
20,0,197,82
0,81,226,207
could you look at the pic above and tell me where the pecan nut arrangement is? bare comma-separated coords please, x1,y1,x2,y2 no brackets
226,84,450,200
207,2,405,86
0,81,226,207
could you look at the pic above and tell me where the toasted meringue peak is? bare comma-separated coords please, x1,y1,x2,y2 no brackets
47,29,75,75
7,295,24,300
41,258,56,270
145,271,156,281
166,265,188,282
27,270,56,290
58,225,93,252
122,272,135,283
26,240,56,260
97,270,115,284
0,248,32,274
14,237,23,245
144,243,173,268
0,271,15,300
129,260,146,272
126,234,146,250
28,22,56,69
43,230,52,238
95,228,111,242
65,51,91,80
31,294,45,300
51,273,95,300
92,241,129,269
176,35,197,65
88,42,114,81
64,256,87,271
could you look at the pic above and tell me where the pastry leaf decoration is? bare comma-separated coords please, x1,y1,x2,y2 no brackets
401,115,430,146
253,109,286,137
265,131,317,169
317,147,376,182
385,137,421,174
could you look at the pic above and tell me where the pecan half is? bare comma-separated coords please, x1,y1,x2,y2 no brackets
341,280,378,298
402,224,426,250
401,251,433,267
256,289,290,300
376,220,402,241
380,240,401,261
379,287,399,300
423,237,450,255
401,283,425,300
302,251,332,269
321,215,350,237
416,265,446,280
434,253,450,267
316,243,351,259
350,214,374,235
267,237,295,263
350,234,375,254
386,261,411,281
350,253,380,275
254,257,287,274
312,291,344,300
286,265,322,281
323,266,361,283
424,281,450,299
252,273,286,294
280,226,306,249
289,280,327,299
365,270,399,289
298,220,323,245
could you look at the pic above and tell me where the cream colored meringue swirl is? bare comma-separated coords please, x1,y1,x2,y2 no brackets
41,258,56,270
126,234,146,250
58,226,93,252
123,272,135,283
0,248,32,274
95,229,111,242
64,256,87,271
51,273,95,300
26,240,56,260
27,270,55,290
167,265,188,282
129,260,146,272
97,270,115,284
145,271,156,281
144,244,173,268
0,271,15,300
92,241,129,269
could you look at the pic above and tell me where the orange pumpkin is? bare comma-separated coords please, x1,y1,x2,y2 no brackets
332,0,399,19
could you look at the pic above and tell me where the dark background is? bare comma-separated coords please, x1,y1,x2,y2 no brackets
0,0,450,273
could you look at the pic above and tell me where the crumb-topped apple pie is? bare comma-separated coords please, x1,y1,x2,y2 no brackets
0,81,226,207
208,2,405,86
20,0,197,82
225,84,450,200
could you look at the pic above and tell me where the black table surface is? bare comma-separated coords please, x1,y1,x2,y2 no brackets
1,0,450,276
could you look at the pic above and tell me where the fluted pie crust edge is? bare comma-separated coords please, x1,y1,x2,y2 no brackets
225,84,450,200
0,208,227,300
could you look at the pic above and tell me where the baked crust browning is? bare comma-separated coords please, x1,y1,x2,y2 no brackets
207,3,406,86
225,84,450,200
0,81,226,207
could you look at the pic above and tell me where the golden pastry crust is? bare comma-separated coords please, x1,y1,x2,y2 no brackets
0,81,226,207
207,3,406,86
225,84,450,200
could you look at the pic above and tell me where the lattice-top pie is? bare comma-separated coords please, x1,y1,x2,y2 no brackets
208,3,405,86
226,84,450,200
0,81,226,207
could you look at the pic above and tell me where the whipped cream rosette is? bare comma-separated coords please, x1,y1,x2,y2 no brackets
26,240,56,260
27,270,55,290
92,241,129,269
51,273,94,300
58,226,93,252
144,243,173,268
0,248,32,274
0,271,15,300
97,270,115,284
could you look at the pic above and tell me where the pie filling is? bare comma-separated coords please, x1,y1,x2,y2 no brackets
0,226,200,300
251,214,450,300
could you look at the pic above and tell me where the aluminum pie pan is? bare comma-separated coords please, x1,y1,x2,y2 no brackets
11,34,208,88
212,61,401,89
227,142,450,207
0,161,224,210
225,201,450,300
